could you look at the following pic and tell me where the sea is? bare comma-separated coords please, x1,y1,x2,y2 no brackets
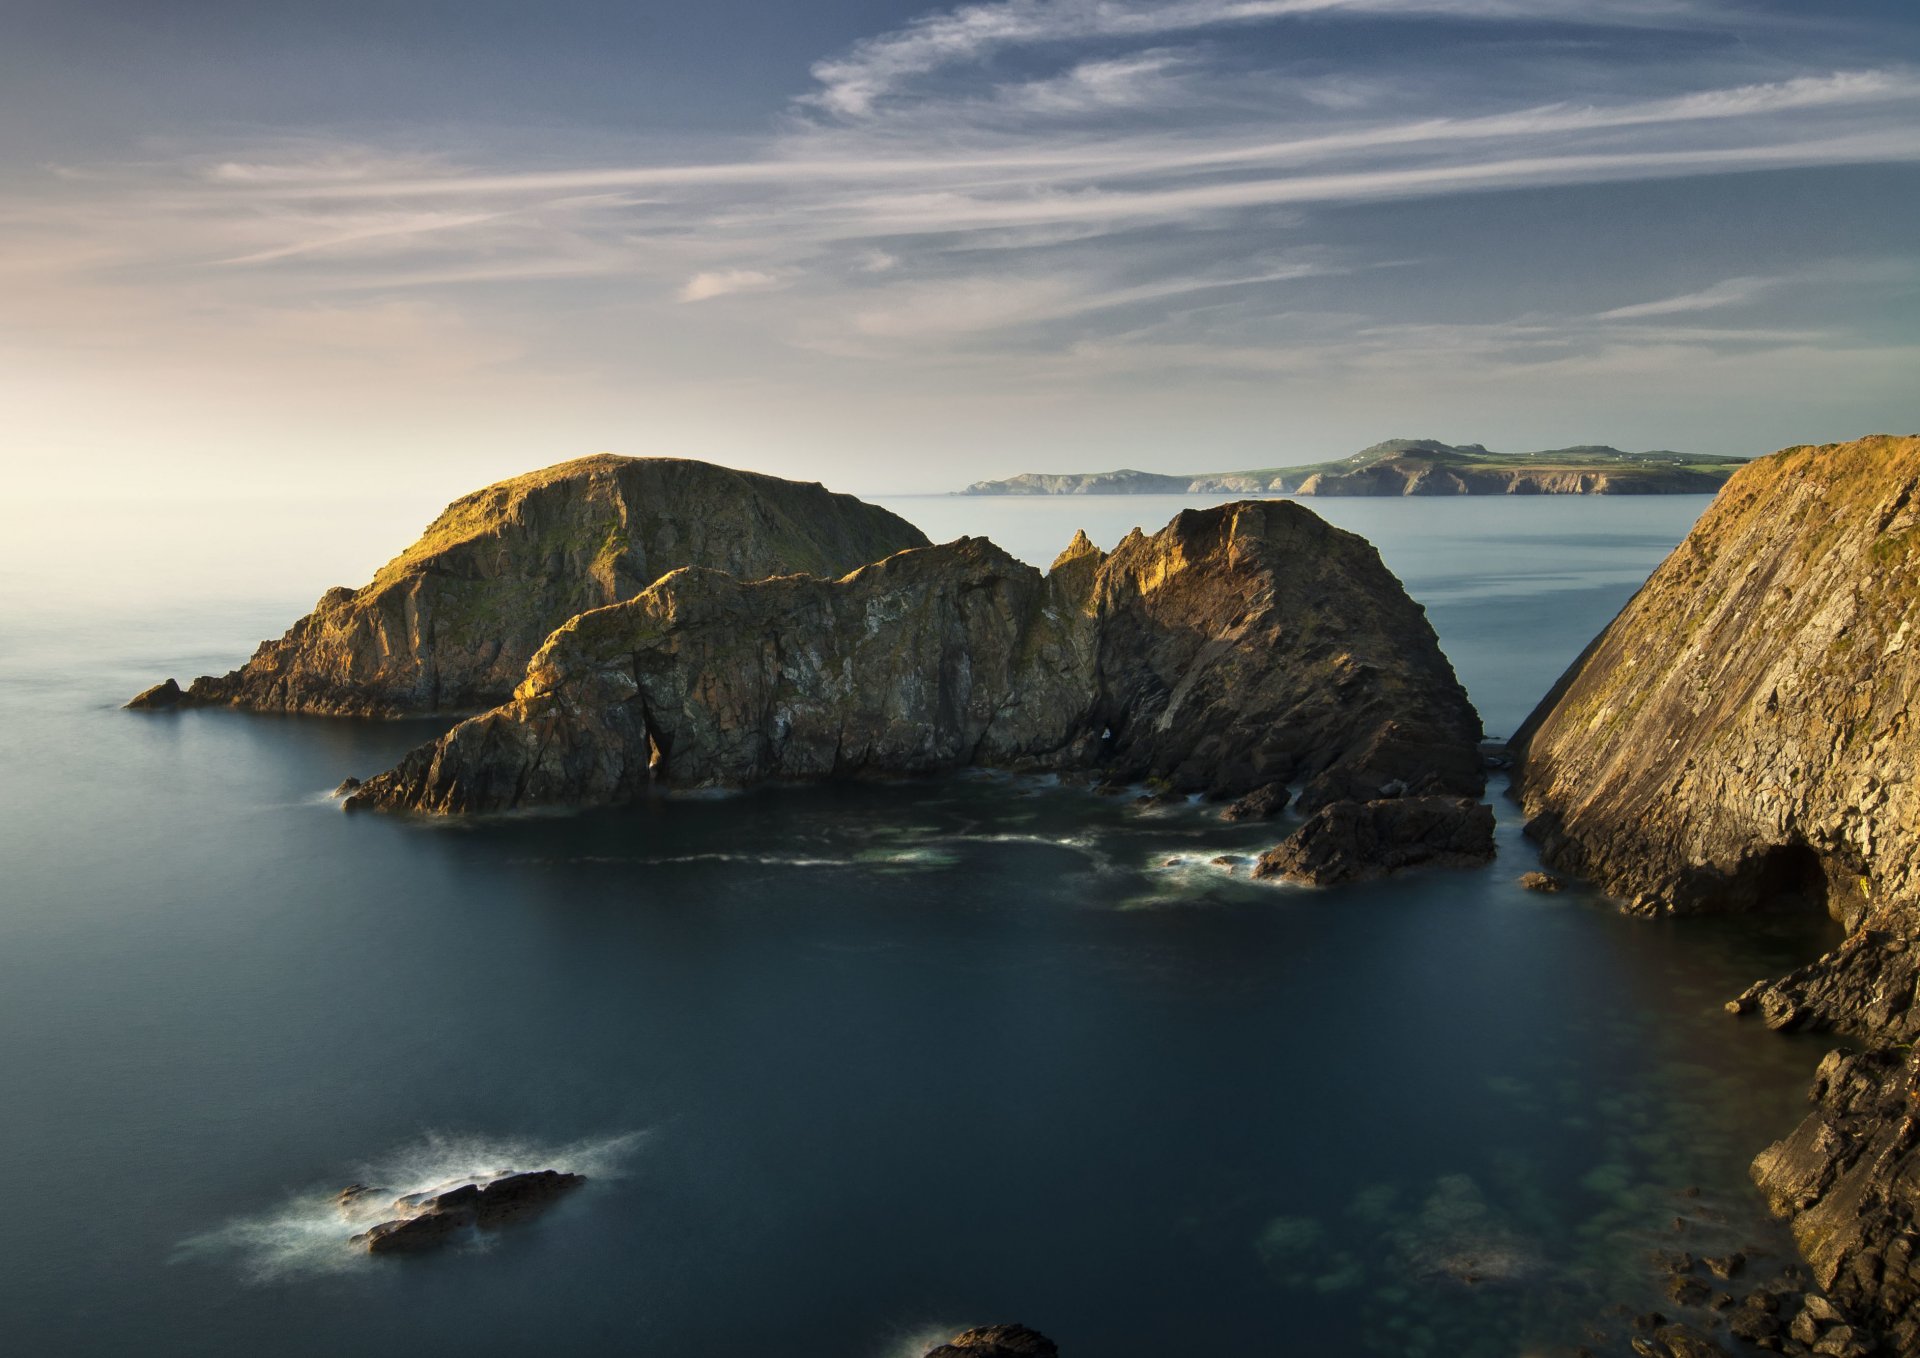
0,490,1840,1356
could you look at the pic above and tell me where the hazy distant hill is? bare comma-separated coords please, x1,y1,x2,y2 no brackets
959,439,1745,496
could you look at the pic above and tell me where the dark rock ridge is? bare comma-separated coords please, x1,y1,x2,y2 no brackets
960,438,1740,497
1252,796,1495,886
925,1325,1058,1358
1510,434,1920,1347
346,1168,585,1254
345,500,1486,847
132,456,928,717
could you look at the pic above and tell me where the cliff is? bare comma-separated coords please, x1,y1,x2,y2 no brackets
959,439,1739,498
346,499,1486,829
1510,433,1920,1348
132,457,928,716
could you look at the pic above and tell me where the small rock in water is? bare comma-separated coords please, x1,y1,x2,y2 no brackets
348,1168,586,1255
125,678,185,710
1221,783,1289,822
1519,871,1565,892
1703,1251,1746,1280
924,1324,1058,1358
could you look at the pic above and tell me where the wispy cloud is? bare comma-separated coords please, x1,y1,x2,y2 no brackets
679,268,786,302
5,0,1917,492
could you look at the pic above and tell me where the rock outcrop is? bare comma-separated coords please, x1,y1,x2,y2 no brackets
925,1325,1058,1358
345,499,1485,826
1510,433,1920,1346
135,457,928,717
1512,435,1920,923
1252,796,1495,885
347,1169,585,1254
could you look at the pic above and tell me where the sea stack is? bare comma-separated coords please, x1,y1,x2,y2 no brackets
1510,433,1920,1349
130,456,929,717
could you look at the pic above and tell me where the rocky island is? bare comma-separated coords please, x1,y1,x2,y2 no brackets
1512,433,1920,1352
128,456,928,716
343,496,1492,879
959,438,1741,497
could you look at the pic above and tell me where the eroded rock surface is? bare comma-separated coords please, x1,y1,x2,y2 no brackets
1511,433,1920,1347
346,500,1484,823
135,457,928,717
1512,435,1920,923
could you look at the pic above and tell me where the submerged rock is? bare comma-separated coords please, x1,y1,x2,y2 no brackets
924,1324,1058,1357
348,1168,585,1255
347,500,1485,834
1251,796,1495,885
132,457,928,717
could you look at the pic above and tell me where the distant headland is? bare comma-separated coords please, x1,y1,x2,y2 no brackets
957,438,1744,497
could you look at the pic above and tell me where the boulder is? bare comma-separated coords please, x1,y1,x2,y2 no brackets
1519,871,1565,893
1221,783,1290,821
924,1324,1058,1358
1251,796,1495,886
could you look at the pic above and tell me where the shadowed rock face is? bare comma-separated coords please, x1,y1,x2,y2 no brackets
1510,433,1920,1348
346,499,1484,818
140,456,928,717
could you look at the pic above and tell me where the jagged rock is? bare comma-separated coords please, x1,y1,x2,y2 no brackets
347,500,1485,830
1519,871,1565,892
1221,782,1290,821
1752,1046,1916,1353
1251,796,1495,885
924,1324,1058,1358
349,1169,585,1255
124,678,183,710
134,457,927,717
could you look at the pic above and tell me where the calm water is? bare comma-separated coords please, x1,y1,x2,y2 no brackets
0,493,1838,1356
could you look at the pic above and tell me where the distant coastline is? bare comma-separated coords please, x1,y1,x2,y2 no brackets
956,438,1743,497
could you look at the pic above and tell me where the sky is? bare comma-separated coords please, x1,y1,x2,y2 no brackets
4,0,1919,503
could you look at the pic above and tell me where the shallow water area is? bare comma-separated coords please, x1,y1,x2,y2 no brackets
0,492,1843,1356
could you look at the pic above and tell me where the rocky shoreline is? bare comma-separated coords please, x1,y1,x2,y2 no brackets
1513,435,1920,1351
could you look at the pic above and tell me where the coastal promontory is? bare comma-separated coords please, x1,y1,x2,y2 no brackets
131,456,928,717
1511,433,1920,1348
960,438,1740,498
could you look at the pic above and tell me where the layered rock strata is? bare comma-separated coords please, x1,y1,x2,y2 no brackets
132,457,928,716
1510,434,1920,1347
346,499,1485,831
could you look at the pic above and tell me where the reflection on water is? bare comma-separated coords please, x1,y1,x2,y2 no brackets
0,493,1840,1357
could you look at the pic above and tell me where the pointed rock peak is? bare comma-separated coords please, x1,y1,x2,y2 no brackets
1050,529,1103,571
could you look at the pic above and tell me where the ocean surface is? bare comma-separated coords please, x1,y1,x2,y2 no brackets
0,491,1841,1357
